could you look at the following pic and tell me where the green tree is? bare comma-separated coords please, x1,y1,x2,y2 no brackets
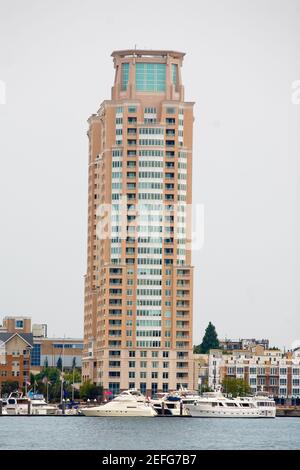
64,368,81,385
56,357,62,370
194,322,220,354
79,380,103,401
0,380,19,396
222,377,251,397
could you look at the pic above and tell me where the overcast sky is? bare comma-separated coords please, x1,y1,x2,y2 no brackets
0,0,299,348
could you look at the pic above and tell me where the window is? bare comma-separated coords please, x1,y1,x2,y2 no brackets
121,63,129,91
166,107,176,114
109,371,120,377
30,344,41,366
172,64,178,86
128,106,136,113
109,382,120,396
144,107,156,114
136,63,166,92
15,320,24,329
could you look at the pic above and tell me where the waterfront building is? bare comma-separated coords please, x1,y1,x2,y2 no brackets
0,316,83,375
219,338,269,351
82,50,195,395
193,353,209,391
0,331,33,392
30,336,83,371
207,347,300,401
1,316,32,334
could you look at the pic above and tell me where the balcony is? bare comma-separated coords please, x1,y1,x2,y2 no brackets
109,330,122,337
109,309,122,316
176,331,190,338
176,311,189,318
177,290,190,297
127,128,137,135
176,298,190,306
109,289,122,296
109,299,122,305
176,362,189,369
110,279,122,285
177,269,190,277
177,280,190,286
176,342,190,349
110,268,122,275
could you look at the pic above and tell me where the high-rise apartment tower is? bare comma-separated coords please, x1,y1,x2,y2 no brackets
83,50,194,395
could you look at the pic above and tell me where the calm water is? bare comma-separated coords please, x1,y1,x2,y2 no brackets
0,417,299,450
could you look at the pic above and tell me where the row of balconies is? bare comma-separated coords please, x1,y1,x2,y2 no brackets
108,288,190,298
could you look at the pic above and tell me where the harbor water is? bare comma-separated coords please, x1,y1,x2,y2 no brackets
0,417,300,450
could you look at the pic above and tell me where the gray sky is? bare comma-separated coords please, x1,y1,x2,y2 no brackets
0,0,299,348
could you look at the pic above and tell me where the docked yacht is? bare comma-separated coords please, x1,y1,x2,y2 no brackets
3,392,58,415
81,389,157,417
4,392,30,415
29,393,58,415
186,390,264,418
151,393,190,416
236,395,276,418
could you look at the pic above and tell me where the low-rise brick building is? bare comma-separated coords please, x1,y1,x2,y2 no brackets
0,331,33,392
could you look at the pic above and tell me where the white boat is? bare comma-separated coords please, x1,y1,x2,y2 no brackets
176,388,202,406
29,394,58,415
3,392,58,415
151,393,190,416
186,389,264,418
81,389,157,417
4,392,29,415
236,395,276,418
0,402,8,415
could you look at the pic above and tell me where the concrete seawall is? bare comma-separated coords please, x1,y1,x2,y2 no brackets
276,407,300,417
